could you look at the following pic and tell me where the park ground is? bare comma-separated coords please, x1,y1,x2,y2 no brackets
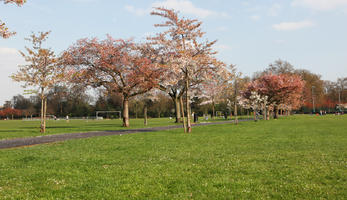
0,115,346,199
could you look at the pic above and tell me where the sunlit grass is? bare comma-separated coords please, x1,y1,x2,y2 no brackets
0,115,252,140
0,115,346,199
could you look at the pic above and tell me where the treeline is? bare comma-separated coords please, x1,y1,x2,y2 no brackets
1,88,173,119
252,60,347,113
2,6,347,133
2,60,346,120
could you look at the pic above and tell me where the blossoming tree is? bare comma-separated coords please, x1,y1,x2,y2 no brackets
62,37,163,127
11,31,60,133
245,73,305,119
0,0,26,38
150,8,219,132
238,91,268,121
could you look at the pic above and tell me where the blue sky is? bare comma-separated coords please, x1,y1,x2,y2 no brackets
1,0,347,104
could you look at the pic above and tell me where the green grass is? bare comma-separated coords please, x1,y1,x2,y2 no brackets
0,116,251,140
0,118,177,140
0,115,346,199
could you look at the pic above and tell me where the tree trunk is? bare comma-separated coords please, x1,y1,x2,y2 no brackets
274,105,279,119
40,97,44,133
179,96,187,133
234,102,238,124
135,103,138,119
212,101,215,119
173,96,181,123
144,105,148,126
266,109,270,120
185,77,192,133
234,79,238,124
253,110,257,121
43,98,47,133
122,98,130,127
263,104,267,121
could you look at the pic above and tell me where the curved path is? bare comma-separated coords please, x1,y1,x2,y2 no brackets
0,119,253,149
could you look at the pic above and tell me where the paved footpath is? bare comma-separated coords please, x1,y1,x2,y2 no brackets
0,119,252,149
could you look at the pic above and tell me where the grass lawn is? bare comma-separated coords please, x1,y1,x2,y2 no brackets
0,118,177,140
0,116,251,140
0,115,346,199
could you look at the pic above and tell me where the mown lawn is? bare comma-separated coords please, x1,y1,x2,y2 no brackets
0,115,346,199
0,118,176,140
0,116,251,140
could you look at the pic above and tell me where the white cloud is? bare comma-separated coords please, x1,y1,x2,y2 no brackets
250,15,261,21
268,3,282,16
152,0,214,18
0,47,26,105
292,0,347,11
0,47,19,55
272,20,314,31
125,0,230,18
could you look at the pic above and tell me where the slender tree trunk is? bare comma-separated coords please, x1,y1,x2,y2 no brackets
135,103,138,119
122,98,130,127
40,97,44,133
274,105,279,119
43,98,47,133
234,79,238,124
212,102,215,119
253,109,257,121
179,96,187,133
174,97,181,123
234,102,238,124
263,104,266,121
144,105,148,126
266,109,270,120
185,77,192,133
158,111,161,118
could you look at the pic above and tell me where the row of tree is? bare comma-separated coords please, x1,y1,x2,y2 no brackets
0,90,175,120
8,8,234,133
3,68,345,121
2,1,346,133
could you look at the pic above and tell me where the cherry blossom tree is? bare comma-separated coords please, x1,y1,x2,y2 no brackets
0,107,21,119
200,65,234,119
0,0,26,38
238,91,268,121
63,37,163,127
246,73,305,119
11,31,60,133
150,8,219,133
